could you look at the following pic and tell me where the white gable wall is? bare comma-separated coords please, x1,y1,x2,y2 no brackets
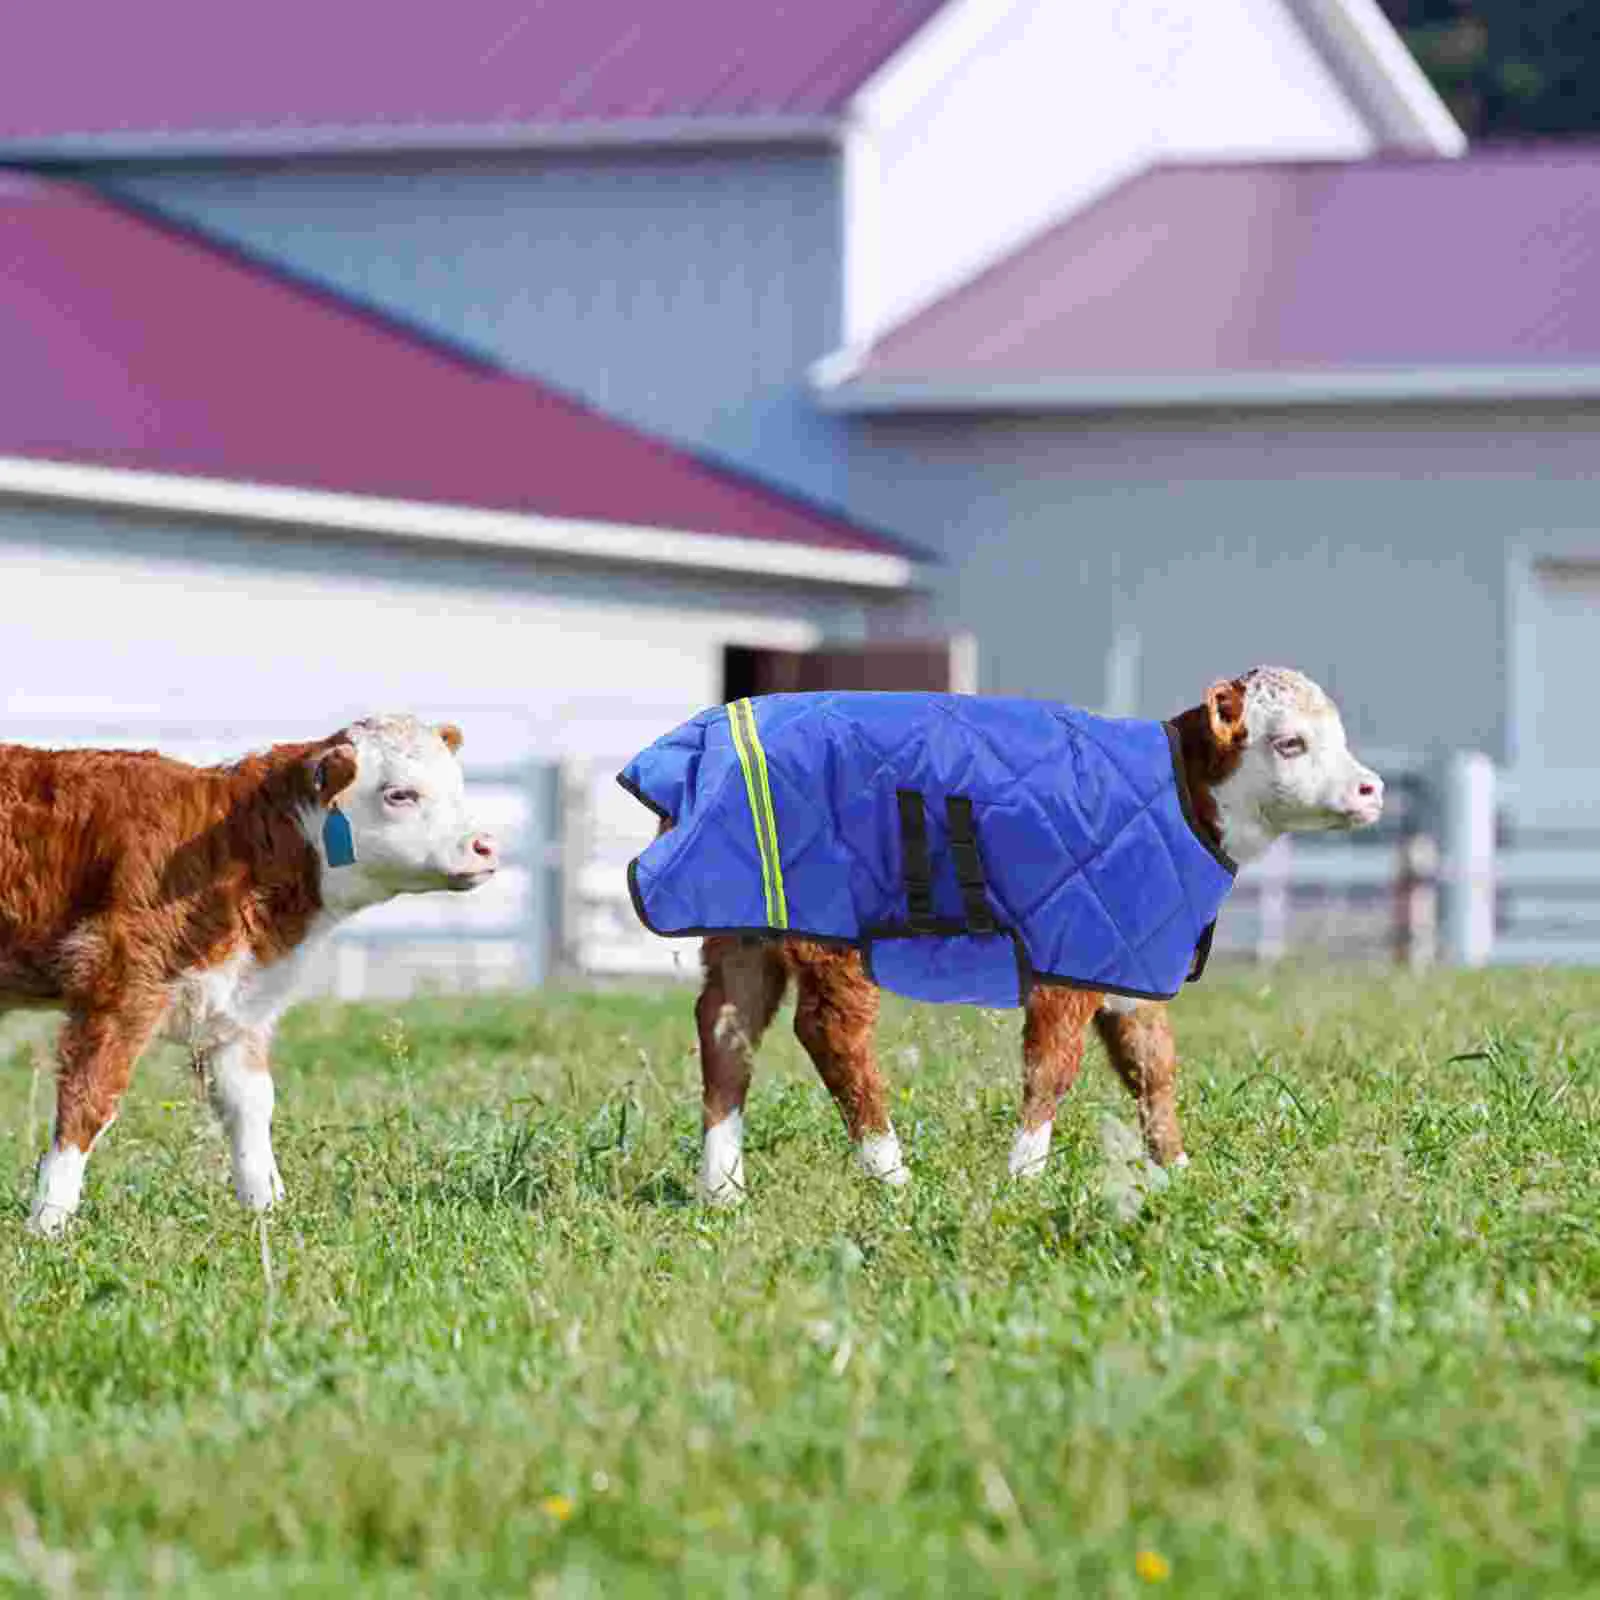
0,505,842,767
843,0,1379,350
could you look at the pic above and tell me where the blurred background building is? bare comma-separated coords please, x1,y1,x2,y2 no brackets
2,1,1597,985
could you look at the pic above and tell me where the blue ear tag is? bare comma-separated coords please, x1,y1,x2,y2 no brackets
323,808,357,868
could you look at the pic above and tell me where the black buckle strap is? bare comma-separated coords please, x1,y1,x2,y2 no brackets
1186,919,1217,983
944,795,996,935
896,789,938,933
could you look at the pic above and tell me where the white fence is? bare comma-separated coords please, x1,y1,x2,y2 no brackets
8,717,1600,995
1448,759,1600,969
310,755,683,999
1213,752,1600,973
334,750,1600,987
1203,749,1439,971
551,747,1453,983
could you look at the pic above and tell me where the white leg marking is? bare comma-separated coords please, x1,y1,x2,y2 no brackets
210,1037,283,1211
699,1109,746,1206
28,1143,89,1237
857,1126,909,1187
1008,1120,1053,1180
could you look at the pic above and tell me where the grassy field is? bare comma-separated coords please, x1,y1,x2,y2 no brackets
0,967,1596,1597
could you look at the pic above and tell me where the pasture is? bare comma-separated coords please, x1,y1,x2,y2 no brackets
0,968,1596,1596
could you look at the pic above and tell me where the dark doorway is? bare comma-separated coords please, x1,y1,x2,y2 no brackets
723,638,970,700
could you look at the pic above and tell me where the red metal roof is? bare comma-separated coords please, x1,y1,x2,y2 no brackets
0,174,905,560
0,1,947,150
832,149,1600,403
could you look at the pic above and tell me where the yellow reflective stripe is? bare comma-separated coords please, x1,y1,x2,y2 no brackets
727,698,787,929
726,699,777,925
742,700,788,929
726,700,773,923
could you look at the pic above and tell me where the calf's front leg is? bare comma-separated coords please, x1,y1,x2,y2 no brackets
31,996,165,1236
201,1026,285,1210
1009,988,1100,1177
789,945,906,1186
1093,999,1186,1166
695,938,786,1205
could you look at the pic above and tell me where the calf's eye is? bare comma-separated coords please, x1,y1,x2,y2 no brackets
384,787,421,807
1272,736,1308,759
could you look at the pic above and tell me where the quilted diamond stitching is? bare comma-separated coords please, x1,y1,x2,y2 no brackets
635,693,1219,992
942,707,1174,988
1076,717,1206,966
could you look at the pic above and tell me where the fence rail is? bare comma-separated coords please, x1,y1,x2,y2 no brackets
9,719,1600,994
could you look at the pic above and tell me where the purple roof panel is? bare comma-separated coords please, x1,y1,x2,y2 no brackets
0,1,947,144
851,149,1600,386
0,175,902,557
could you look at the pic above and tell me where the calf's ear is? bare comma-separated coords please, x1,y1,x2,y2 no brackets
436,723,464,755
310,743,359,807
1204,678,1248,752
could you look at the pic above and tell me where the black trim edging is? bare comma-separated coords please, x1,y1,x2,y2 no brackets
1162,721,1239,877
624,857,1190,1003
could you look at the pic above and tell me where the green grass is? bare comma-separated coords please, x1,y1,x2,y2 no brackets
0,968,1596,1597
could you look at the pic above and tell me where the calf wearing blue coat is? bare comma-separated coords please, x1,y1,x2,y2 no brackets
619,670,1383,1203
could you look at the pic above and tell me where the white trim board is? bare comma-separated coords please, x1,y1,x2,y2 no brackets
0,456,914,591
1283,0,1465,156
0,116,841,163
814,366,1600,414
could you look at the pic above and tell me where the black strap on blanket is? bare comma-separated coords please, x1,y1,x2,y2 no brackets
1186,919,1218,983
896,789,938,933
944,795,996,935
895,789,996,936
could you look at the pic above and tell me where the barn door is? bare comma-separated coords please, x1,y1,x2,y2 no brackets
1514,559,1600,769
723,635,974,699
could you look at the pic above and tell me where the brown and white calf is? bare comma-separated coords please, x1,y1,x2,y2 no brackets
688,668,1383,1203
0,715,497,1235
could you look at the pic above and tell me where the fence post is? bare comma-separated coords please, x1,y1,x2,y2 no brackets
1254,837,1292,963
333,939,368,1002
1393,830,1438,971
1440,751,1496,967
519,759,563,988
559,758,594,980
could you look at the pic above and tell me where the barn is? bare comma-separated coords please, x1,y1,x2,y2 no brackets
0,1,1467,748
11,1,1595,975
821,147,1600,771
0,175,942,988
0,175,930,762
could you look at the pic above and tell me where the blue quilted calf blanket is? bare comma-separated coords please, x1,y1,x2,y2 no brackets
619,693,1236,1006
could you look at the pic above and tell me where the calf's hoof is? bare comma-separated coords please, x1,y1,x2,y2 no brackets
857,1130,910,1188
698,1114,747,1206
235,1163,286,1212
1007,1123,1052,1181
26,1203,75,1239
697,1165,747,1207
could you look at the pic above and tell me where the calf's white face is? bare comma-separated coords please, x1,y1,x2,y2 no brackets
1206,668,1383,859
310,716,498,905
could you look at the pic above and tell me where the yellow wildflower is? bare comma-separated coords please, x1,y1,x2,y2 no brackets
540,1495,574,1523
1135,1549,1171,1583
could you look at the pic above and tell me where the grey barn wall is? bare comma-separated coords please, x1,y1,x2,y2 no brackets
101,146,853,506
842,404,1600,759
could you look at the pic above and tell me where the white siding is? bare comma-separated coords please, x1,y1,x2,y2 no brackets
844,0,1375,347
0,509,833,767
0,504,868,993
